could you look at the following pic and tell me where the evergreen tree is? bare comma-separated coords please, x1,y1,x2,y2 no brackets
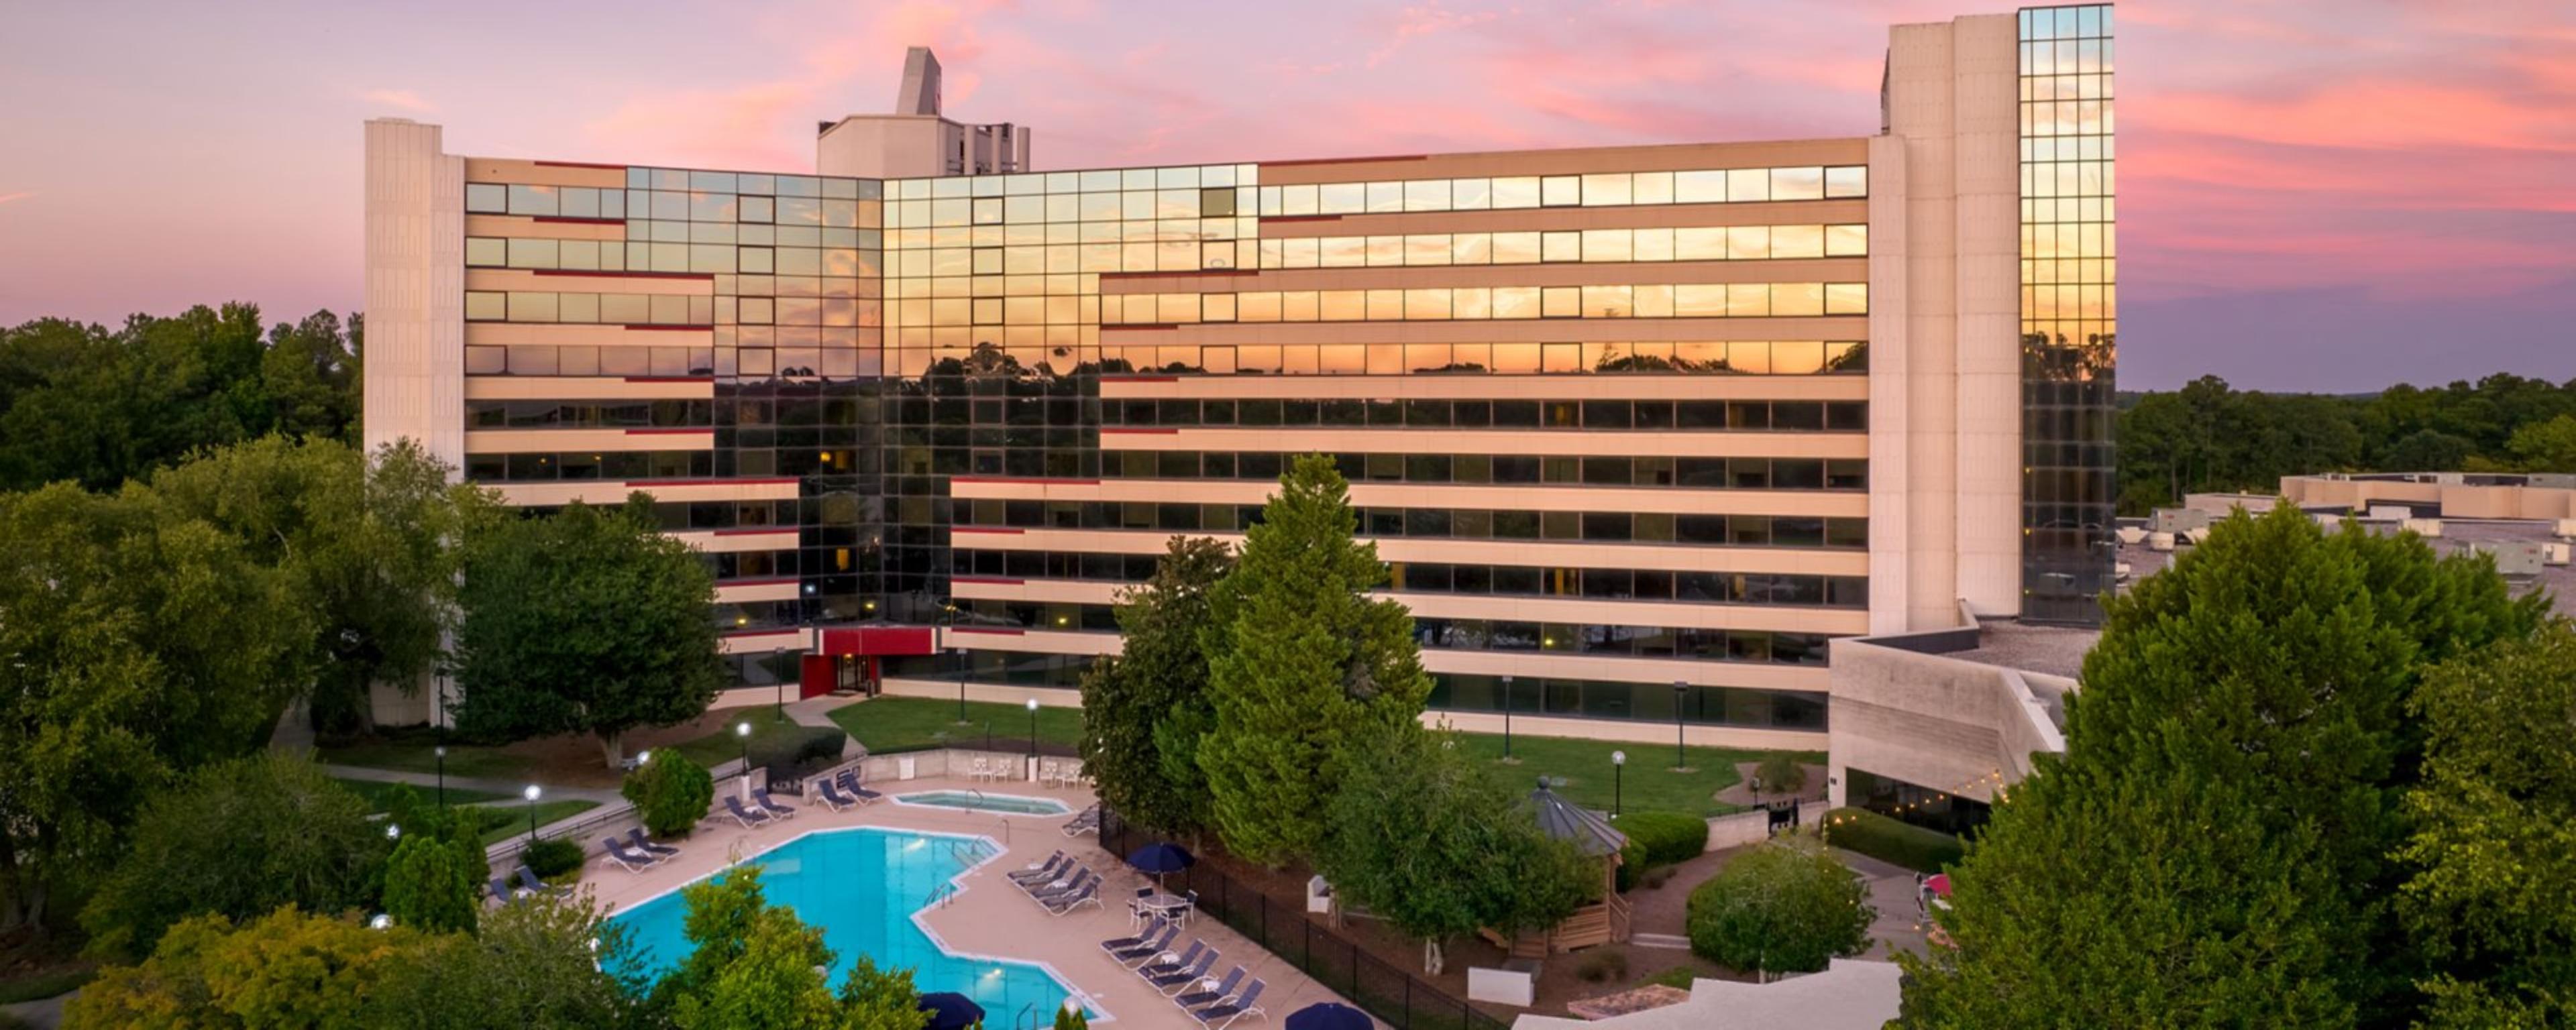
1196,454,1433,865
1077,536,1232,837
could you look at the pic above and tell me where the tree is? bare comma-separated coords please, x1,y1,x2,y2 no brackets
455,496,724,767
1077,535,1232,838
1197,454,1434,864
2396,624,2576,1026
385,895,648,1030
1686,837,1874,978
1318,726,1592,973
624,748,717,838
1895,506,2544,1027
384,832,482,936
66,907,427,1029
79,752,394,960
2506,412,2576,473
2381,427,2477,472
652,864,922,1030
0,482,310,936
150,436,489,734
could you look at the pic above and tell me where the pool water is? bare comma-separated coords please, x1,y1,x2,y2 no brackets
896,790,1073,816
611,828,1083,1021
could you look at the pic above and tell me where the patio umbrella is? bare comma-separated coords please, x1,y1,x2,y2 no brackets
1285,1002,1372,1030
918,992,985,1030
1126,842,1195,886
1925,873,1953,899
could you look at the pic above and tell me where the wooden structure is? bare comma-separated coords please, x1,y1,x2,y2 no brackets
1482,783,1632,957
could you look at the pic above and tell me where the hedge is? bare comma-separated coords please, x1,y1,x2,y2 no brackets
747,726,849,784
1823,807,1964,873
1615,810,1710,891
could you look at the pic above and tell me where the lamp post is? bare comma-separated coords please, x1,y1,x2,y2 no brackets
772,643,788,721
1611,751,1625,819
1499,675,1515,763
522,785,543,848
735,720,753,797
386,823,402,843
433,746,447,809
1025,697,1040,760
1671,681,1688,772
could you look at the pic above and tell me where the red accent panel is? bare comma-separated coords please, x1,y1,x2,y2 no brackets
951,526,1027,535
1102,427,1182,435
951,576,1027,586
800,653,833,700
822,626,936,656
531,215,625,225
535,159,628,170
1262,154,1430,168
1258,214,1344,223
627,476,798,488
622,324,715,331
952,627,1027,636
950,475,1102,485
534,269,713,281
624,428,712,435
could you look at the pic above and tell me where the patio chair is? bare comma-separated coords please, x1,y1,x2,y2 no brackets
1008,850,1068,882
1041,881,1102,916
835,770,883,803
1099,916,1172,958
602,837,663,872
488,877,517,903
1011,861,1073,894
1187,979,1265,1029
513,865,566,897
625,828,681,858
722,794,772,828
969,756,991,781
1136,939,1205,980
1028,869,1096,903
751,788,798,819
1147,950,1219,994
1171,966,1244,1011
1126,885,1157,925
814,778,858,811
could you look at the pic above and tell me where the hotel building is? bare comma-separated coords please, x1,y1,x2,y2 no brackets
363,7,2116,753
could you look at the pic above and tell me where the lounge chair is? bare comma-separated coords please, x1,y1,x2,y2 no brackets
836,770,883,804
1008,852,1069,884
514,865,566,897
1171,966,1244,1010
1016,864,1082,897
625,828,680,858
814,779,859,811
488,877,517,903
1147,950,1218,994
1028,869,1096,902
602,837,663,872
1041,881,1100,916
722,794,772,828
1103,920,1177,964
1187,979,1265,1029
1059,804,1100,836
751,788,798,818
1136,939,1205,980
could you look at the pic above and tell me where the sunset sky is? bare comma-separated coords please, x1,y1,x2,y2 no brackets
2,0,2569,391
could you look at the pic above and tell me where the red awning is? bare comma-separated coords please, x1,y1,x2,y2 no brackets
820,626,936,656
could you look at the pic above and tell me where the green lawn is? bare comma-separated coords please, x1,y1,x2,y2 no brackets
672,708,809,768
315,728,535,783
472,799,602,847
335,777,510,811
829,696,1086,754
1444,731,1817,818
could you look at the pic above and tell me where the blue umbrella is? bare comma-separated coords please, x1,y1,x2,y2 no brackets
918,992,985,1030
1126,842,1195,879
1285,1001,1371,1030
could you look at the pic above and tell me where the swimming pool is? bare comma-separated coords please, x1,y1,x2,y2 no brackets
895,790,1073,816
610,828,1089,1021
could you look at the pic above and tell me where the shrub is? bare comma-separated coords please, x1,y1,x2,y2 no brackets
523,836,586,880
384,834,481,934
623,747,716,838
1822,807,1964,874
1685,838,1874,976
747,726,848,784
1574,948,1629,982
1754,753,1809,795
1614,810,1709,891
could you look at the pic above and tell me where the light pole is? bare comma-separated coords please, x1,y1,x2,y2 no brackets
1671,681,1688,772
522,785,543,848
386,823,402,844
433,746,447,809
1611,751,1625,819
735,720,753,796
1025,697,1040,760
772,644,788,721
1499,675,1515,763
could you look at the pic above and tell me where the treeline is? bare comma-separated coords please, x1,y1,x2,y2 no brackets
0,303,360,493
2119,373,2576,513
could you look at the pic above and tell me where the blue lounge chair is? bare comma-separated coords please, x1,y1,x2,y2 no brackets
1021,864,1089,897
514,865,565,897
835,770,883,803
602,836,662,872
1028,869,1096,903
1136,939,1205,980
814,779,859,811
1104,920,1176,964
1008,851,1068,884
625,827,680,858
1041,881,1100,916
1172,966,1244,1010
751,788,798,819
488,876,517,903
1187,979,1265,1029
1148,950,1218,994
722,794,771,828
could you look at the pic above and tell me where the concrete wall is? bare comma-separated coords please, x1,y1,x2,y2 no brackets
1825,636,2066,807
2282,476,2576,521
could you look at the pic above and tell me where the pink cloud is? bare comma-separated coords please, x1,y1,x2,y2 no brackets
0,192,33,206
360,89,435,113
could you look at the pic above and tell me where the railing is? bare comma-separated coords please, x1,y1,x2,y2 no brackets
1101,809,1510,1030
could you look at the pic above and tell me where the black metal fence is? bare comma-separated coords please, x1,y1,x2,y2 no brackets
1102,810,1510,1030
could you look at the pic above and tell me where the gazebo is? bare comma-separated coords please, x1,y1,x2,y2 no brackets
1485,781,1633,957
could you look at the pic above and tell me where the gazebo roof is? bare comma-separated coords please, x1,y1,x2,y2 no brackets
1527,781,1629,857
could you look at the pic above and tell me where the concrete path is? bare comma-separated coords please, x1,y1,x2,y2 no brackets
0,992,67,1029
1833,848,1933,960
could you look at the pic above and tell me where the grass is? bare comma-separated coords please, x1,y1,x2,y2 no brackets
315,726,536,783
672,708,807,768
1445,731,1817,818
334,777,509,811
0,966,93,1005
1640,964,1703,990
472,799,603,847
829,696,1086,754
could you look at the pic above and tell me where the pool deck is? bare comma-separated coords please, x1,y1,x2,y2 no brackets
577,774,1365,1029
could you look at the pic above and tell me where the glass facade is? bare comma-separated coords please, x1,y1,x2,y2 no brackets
2019,4,2116,624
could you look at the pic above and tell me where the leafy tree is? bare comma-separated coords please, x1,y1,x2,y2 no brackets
1318,726,1592,973
382,894,646,1029
1896,506,2544,1027
150,436,490,734
652,864,922,1029
1686,837,1874,977
2381,427,2477,473
1077,535,1232,838
623,748,717,838
79,753,394,960
2505,412,2576,473
0,483,310,936
384,832,482,935
65,907,425,1029
455,496,724,767
2396,624,2576,1026
1197,454,1434,864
